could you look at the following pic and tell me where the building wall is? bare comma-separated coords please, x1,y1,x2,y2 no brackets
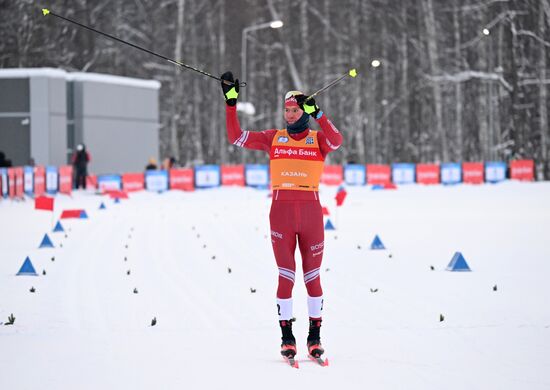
30,74,67,166
0,78,30,166
0,68,160,173
72,74,159,175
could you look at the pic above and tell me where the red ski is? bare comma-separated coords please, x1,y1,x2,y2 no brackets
308,355,329,367
283,356,299,369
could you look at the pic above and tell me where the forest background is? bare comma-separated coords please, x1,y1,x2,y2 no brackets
2,0,549,178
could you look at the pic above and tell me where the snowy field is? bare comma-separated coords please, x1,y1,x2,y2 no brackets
1,182,549,390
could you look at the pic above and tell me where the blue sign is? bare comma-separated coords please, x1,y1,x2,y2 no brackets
195,165,221,188
24,166,34,196
97,174,122,191
145,170,169,192
344,164,366,186
0,168,7,198
392,163,415,184
245,164,269,188
46,166,58,194
441,163,462,185
485,161,507,183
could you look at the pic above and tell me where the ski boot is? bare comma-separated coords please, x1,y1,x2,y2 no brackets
307,319,325,358
279,320,297,358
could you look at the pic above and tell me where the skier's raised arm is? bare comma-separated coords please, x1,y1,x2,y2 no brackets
295,95,343,157
220,71,276,153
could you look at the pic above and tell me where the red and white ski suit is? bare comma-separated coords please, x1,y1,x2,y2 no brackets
225,105,343,320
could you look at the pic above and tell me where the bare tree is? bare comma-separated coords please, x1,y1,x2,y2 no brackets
539,0,549,178
1,0,548,177
421,0,448,162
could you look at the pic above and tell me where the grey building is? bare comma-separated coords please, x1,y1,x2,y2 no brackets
0,68,160,174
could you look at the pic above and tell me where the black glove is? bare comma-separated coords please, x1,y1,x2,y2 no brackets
295,94,321,118
220,71,239,106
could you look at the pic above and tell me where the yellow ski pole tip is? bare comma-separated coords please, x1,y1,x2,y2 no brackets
42,9,50,16
349,69,358,78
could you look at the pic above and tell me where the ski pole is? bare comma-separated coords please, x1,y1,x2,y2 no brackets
305,69,358,102
41,8,246,87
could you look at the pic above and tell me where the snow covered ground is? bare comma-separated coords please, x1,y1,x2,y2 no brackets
1,182,549,390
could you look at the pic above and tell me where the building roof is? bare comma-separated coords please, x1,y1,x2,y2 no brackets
0,67,161,89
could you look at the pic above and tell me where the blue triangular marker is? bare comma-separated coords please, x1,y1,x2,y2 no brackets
17,256,38,276
99,202,106,210
53,221,65,233
324,219,335,230
370,235,385,250
446,252,472,272
79,210,88,219
114,198,120,204
39,234,55,248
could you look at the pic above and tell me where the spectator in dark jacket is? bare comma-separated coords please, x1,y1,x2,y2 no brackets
72,144,91,189
145,157,158,170
162,157,177,170
0,151,12,167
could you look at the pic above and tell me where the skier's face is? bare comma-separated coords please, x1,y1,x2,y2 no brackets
284,106,303,124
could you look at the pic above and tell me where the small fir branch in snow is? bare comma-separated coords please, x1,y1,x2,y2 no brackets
133,288,139,294
370,288,379,293
5,314,16,325
151,317,157,327
30,287,36,293
440,314,445,322
250,288,257,293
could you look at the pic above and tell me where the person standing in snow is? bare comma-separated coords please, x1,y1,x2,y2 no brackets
72,143,91,190
145,157,158,170
0,151,13,167
220,71,343,361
